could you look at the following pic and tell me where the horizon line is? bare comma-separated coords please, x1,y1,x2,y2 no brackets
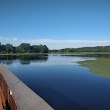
0,37,110,49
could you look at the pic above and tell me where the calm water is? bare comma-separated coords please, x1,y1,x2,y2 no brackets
1,54,110,110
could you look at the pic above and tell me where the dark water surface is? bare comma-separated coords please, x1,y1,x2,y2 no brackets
1,54,110,110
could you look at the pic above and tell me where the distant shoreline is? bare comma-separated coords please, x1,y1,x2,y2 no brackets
0,53,48,55
0,52,110,55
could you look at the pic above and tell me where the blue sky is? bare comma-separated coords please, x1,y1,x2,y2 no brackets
0,0,110,49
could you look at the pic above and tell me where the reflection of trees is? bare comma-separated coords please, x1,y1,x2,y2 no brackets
0,55,15,65
0,55,17,60
0,54,48,65
20,60,31,65
0,60,13,65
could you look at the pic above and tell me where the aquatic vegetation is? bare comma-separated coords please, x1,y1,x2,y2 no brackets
78,58,110,77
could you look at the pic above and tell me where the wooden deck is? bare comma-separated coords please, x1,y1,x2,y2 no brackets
0,64,54,110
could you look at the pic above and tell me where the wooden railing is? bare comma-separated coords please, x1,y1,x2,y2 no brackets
0,64,53,110
0,74,19,110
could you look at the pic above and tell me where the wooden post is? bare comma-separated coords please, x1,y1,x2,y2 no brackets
0,87,6,108
0,97,3,110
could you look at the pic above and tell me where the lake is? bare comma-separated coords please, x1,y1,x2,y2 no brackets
1,54,110,110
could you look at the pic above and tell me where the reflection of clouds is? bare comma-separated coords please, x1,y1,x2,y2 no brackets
8,62,21,68
21,56,96,66
12,63,19,68
2,55,96,66
30,62,72,66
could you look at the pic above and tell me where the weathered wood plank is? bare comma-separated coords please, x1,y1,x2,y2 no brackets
0,96,3,110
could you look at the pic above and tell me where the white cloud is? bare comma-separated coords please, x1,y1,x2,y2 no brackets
19,39,110,44
0,37,20,45
0,37,3,40
19,39,110,49
12,37,18,41
0,37,110,49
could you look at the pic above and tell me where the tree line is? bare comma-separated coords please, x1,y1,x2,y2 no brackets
0,42,49,53
1,42,110,54
50,46,110,53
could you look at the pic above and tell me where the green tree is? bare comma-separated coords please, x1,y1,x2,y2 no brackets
43,45,49,53
18,43,30,53
6,44,13,53
39,45,49,53
0,42,2,53
31,45,41,53
1,45,6,53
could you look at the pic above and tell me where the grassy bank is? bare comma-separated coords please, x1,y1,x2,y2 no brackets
78,58,110,78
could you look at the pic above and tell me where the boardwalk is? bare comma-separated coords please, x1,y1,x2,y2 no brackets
0,64,54,110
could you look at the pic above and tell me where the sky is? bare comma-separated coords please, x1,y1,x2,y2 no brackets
0,0,110,49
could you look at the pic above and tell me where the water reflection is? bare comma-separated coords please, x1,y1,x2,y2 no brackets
0,54,48,65
3,54,110,110
34,87,88,110
0,54,96,66
61,54,110,58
